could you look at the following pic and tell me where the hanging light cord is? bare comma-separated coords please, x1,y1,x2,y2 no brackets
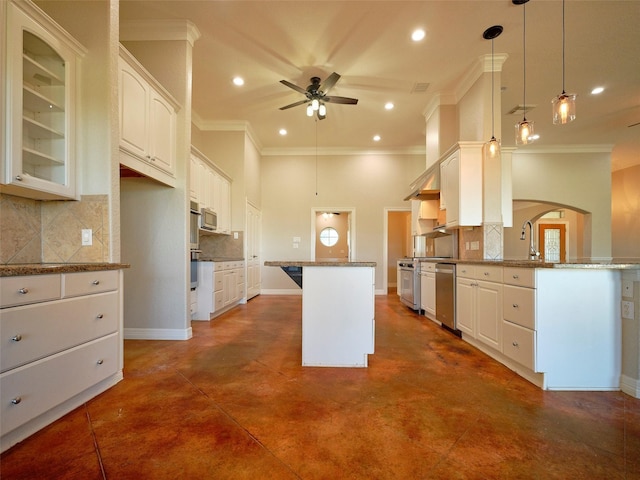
522,1,527,122
491,37,495,138
315,118,318,196
561,0,566,94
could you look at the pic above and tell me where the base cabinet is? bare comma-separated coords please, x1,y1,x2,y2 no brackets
0,269,123,452
194,261,245,320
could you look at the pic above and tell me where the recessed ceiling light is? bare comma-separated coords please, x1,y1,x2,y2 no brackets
279,129,287,136
591,86,604,95
232,76,244,86
373,135,381,142
411,29,425,42
384,102,394,110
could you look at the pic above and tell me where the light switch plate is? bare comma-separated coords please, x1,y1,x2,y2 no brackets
81,229,92,246
622,301,634,320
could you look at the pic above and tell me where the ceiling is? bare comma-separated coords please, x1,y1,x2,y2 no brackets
120,1,640,171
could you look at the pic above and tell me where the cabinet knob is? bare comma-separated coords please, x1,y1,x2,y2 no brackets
513,274,519,279
484,272,489,276
15,175,23,181
11,397,22,405
11,334,23,342
18,288,29,295
96,359,104,365
92,280,100,285
96,313,104,319
512,303,519,308
512,341,519,347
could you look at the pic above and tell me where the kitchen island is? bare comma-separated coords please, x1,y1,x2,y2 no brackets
265,261,376,367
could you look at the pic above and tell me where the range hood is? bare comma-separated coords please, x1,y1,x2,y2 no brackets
404,162,440,201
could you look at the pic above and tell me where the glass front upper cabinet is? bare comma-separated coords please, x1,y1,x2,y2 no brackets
3,0,85,199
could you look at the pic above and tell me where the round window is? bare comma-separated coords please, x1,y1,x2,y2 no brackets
319,227,339,247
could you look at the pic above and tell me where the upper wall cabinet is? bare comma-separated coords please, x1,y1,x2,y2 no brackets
2,0,86,200
190,146,232,235
440,142,483,228
118,45,180,188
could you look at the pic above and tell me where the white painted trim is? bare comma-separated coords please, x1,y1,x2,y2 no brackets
262,146,425,157
124,327,193,340
311,207,356,262
512,144,614,154
383,206,411,294
621,375,640,398
120,19,201,46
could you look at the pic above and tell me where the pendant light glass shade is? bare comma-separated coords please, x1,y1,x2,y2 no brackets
318,103,327,117
552,92,576,124
515,119,534,145
552,0,576,125
311,98,320,111
483,25,503,159
306,104,313,117
514,0,535,145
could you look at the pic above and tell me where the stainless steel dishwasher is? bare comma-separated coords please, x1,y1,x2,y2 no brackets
435,263,459,335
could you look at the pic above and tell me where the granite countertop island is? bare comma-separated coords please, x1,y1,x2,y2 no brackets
264,260,377,267
415,258,640,270
0,263,130,277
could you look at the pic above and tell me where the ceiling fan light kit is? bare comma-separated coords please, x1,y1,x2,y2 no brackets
279,72,358,120
552,0,577,125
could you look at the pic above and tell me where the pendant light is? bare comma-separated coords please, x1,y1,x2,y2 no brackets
514,0,535,145
552,0,576,124
483,25,503,158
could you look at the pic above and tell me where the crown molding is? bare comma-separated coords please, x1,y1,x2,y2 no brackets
511,144,614,154
261,146,425,157
120,20,201,47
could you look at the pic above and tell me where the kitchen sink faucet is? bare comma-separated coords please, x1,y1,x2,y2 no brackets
520,220,540,260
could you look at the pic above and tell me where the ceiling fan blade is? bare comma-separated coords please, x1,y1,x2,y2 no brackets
320,72,341,94
324,96,358,105
280,79,309,96
279,99,310,110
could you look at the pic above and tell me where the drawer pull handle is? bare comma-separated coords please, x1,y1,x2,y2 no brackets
96,359,104,365
513,274,519,279
484,272,489,276
96,313,104,319
11,397,22,405
92,280,100,285
11,334,23,342
15,175,23,181
18,288,29,295
512,341,519,347
512,304,519,308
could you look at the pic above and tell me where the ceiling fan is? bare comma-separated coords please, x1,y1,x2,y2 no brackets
279,72,358,120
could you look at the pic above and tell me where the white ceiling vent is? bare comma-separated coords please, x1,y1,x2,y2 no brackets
507,104,537,115
411,82,430,93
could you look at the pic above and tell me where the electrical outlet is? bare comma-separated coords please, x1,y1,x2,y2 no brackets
622,301,634,320
293,243,299,249
81,229,92,246
622,280,633,298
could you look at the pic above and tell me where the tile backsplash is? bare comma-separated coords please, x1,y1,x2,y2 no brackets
0,193,110,264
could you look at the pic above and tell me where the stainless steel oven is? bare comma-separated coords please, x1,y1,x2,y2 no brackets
399,259,420,310
190,250,199,290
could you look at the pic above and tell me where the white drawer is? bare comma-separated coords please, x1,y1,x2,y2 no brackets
1,333,119,435
503,285,535,329
222,261,234,270
456,265,475,279
502,321,535,370
237,270,245,283
0,275,61,308
214,272,224,292
474,265,503,283
503,267,535,288
63,270,119,298
1,292,119,373
420,262,437,272
214,291,224,310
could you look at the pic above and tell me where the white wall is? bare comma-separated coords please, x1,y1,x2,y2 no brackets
260,151,424,292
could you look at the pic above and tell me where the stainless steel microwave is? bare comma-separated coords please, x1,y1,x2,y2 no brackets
200,207,217,232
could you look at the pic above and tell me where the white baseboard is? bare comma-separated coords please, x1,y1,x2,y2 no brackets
621,374,640,398
123,327,193,340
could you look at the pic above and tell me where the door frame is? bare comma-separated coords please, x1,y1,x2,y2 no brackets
538,222,568,262
383,207,411,295
311,207,355,261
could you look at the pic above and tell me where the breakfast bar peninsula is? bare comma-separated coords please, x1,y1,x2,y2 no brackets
265,261,376,367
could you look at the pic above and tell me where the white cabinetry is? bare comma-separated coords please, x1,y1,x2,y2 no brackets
119,45,179,187
420,262,436,320
439,143,483,228
456,265,503,351
194,261,245,320
2,0,86,200
0,269,123,452
190,147,232,235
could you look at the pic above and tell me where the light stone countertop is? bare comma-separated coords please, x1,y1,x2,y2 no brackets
415,258,640,270
265,261,377,268
0,263,130,277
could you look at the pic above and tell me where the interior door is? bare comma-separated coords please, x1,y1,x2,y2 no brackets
246,202,262,300
539,223,566,262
